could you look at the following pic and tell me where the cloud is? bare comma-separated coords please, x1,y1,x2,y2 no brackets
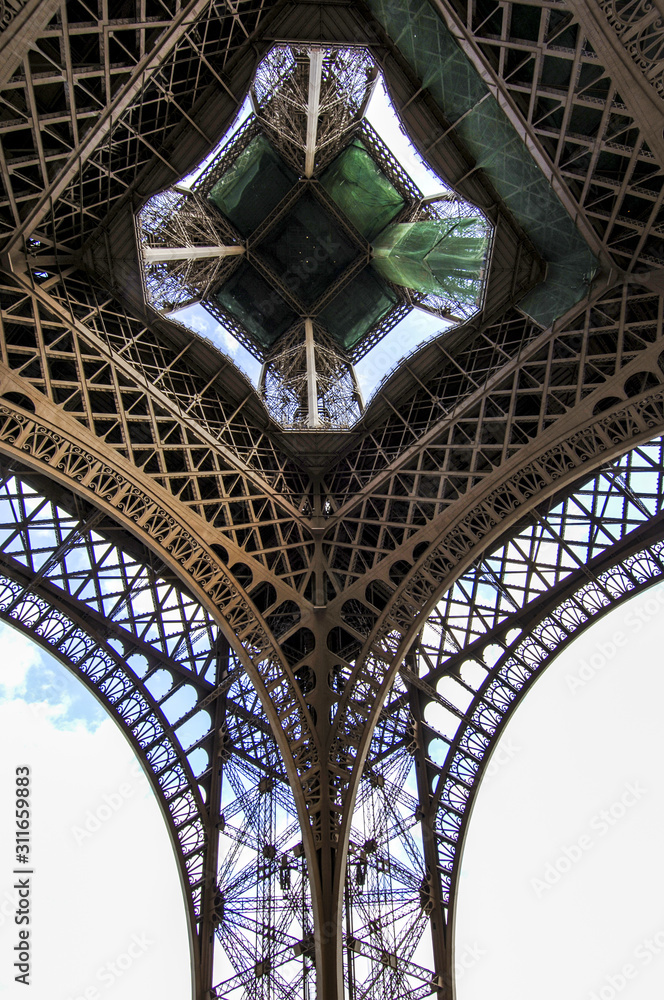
0,693,190,999
210,324,239,356
0,623,105,731
0,623,42,698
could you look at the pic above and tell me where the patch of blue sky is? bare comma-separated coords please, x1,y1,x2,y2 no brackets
355,309,451,401
22,661,106,730
171,303,262,385
0,623,105,730
165,64,465,401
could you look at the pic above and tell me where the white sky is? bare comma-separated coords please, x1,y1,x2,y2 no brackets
0,631,191,1000
0,584,663,998
455,583,664,1000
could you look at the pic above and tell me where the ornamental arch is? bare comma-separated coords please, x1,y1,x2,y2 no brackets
3,1,664,997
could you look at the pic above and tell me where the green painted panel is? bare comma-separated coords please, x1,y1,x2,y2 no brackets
372,218,486,301
208,135,297,237
319,270,398,351
366,0,599,327
216,261,297,348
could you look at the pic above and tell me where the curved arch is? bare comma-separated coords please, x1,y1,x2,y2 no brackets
330,365,664,738
0,563,208,996
329,388,664,893
0,400,325,833
0,463,319,998
442,544,664,990
402,433,664,993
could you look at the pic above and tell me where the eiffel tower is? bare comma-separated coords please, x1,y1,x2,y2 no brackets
2,2,664,998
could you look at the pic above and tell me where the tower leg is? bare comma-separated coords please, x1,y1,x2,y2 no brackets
312,843,344,1000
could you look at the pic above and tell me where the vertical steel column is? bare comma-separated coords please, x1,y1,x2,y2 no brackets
305,318,322,428
198,636,231,998
305,48,324,178
407,653,452,1000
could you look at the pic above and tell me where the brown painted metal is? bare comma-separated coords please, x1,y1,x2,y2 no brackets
2,1,664,998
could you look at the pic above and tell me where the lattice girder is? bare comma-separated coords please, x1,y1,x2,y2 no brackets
1,278,664,999
0,460,332,998
411,462,664,987
428,0,664,272
3,1,664,998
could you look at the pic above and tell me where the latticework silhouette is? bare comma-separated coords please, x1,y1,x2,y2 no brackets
2,2,664,998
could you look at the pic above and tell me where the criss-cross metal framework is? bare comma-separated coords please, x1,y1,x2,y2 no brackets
1,1,664,998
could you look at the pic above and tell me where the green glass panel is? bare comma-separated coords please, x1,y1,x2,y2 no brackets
319,270,398,351
366,0,600,327
216,261,297,349
320,141,405,240
208,135,297,237
371,218,487,302
258,193,357,307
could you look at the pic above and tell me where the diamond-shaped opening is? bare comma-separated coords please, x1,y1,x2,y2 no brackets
136,46,500,405
257,192,358,307
319,269,398,352
320,139,405,240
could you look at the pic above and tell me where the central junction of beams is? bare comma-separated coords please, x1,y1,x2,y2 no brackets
133,40,493,1000
137,44,491,431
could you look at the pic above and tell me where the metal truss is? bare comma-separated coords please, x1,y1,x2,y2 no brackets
3,418,664,1000
260,323,364,430
0,463,221,968
596,0,664,99
0,0,278,258
434,0,664,271
137,187,245,313
251,45,377,176
3,266,664,996
3,3,664,1000
0,459,435,1000
411,433,664,986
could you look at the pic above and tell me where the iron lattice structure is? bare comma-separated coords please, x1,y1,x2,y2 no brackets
137,186,245,312
251,44,378,175
1,2,664,999
259,323,364,430
135,44,492,427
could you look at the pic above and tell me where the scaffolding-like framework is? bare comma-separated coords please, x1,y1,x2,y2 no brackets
137,188,245,312
252,45,378,176
135,44,491,429
260,322,364,429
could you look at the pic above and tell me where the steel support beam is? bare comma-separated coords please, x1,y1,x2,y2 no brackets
305,48,324,178
142,245,244,263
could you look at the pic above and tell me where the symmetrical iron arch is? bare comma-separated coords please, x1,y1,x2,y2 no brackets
2,427,664,997
2,1,664,998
